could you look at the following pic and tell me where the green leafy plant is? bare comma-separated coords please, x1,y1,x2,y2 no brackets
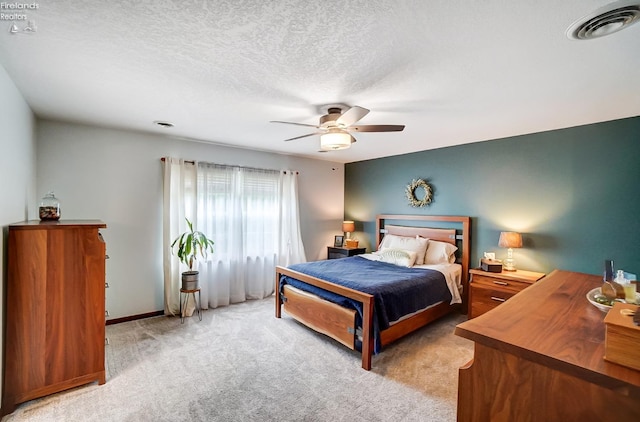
171,218,215,271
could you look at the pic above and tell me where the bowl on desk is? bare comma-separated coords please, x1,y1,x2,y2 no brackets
586,287,639,312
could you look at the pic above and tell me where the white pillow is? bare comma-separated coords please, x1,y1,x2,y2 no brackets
424,240,458,265
377,233,399,250
378,234,429,265
375,248,417,268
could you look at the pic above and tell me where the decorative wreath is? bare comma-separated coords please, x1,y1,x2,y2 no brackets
405,178,433,207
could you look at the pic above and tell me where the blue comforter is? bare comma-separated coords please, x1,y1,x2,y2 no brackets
280,256,451,352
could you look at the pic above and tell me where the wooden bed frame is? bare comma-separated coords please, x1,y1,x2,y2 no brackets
275,214,470,370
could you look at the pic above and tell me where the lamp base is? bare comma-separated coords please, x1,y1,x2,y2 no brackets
503,248,517,271
503,258,516,271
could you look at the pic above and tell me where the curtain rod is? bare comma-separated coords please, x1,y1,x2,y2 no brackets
160,157,298,174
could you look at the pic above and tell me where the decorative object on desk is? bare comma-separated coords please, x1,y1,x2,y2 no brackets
39,191,61,221
587,287,640,312
615,270,637,303
601,259,625,300
405,178,432,207
603,302,640,371
171,218,215,290
604,259,615,282
498,231,522,271
334,235,344,247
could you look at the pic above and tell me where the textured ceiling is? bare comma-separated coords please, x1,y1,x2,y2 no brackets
1,0,639,163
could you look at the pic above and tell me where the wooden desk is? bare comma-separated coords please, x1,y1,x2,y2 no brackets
455,270,640,421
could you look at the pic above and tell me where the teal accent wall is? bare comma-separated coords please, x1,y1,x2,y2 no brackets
345,116,640,277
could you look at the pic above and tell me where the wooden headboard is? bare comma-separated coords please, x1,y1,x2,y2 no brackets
383,224,457,246
375,214,471,313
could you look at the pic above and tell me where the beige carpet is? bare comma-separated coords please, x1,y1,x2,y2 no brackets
2,297,473,422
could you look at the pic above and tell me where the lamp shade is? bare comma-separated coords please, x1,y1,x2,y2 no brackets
320,130,352,150
498,231,522,248
342,221,355,233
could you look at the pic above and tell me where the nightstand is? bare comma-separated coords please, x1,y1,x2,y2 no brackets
468,268,545,319
327,246,366,260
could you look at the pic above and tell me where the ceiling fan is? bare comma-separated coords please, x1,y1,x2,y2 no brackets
270,105,405,151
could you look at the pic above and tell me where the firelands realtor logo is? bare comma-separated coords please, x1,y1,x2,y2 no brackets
1,2,39,34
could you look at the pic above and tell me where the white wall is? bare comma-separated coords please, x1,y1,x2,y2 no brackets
36,120,345,320
0,65,37,409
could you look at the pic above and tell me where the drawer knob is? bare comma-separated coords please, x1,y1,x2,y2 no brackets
490,296,507,302
493,280,508,286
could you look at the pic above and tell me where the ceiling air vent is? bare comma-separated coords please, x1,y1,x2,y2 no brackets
567,0,640,40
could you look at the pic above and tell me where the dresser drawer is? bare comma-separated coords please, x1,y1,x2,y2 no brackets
471,274,532,293
327,247,366,260
328,251,348,259
469,284,517,318
468,268,545,319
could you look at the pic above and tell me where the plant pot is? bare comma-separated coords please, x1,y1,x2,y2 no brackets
181,271,199,290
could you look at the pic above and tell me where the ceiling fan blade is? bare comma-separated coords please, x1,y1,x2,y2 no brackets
271,120,320,129
336,106,369,127
283,132,322,142
349,124,405,132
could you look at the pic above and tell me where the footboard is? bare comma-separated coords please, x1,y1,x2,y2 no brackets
282,285,357,349
275,266,375,370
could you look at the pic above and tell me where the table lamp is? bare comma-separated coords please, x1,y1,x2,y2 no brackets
342,221,355,239
342,221,358,247
498,231,522,271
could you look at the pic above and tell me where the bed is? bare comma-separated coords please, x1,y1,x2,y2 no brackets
275,214,470,370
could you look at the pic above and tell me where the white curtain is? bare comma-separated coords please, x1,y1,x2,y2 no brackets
162,158,197,315
278,170,307,266
162,158,306,314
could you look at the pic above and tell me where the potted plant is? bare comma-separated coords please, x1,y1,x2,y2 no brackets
171,218,215,290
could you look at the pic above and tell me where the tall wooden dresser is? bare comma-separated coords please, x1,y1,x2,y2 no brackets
2,220,107,416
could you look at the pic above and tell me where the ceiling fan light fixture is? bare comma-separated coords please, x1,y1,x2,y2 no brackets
272,104,404,150
320,130,352,150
